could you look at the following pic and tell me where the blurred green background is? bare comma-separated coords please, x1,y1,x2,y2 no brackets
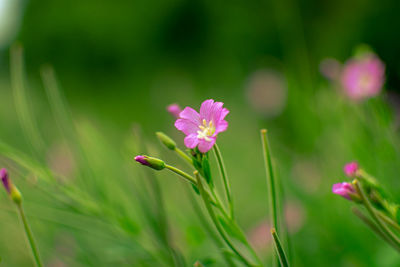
1,0,400,266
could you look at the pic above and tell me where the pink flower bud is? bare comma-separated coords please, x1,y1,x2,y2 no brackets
167,104,182,118
332,182,357,201
0,168,10,194
344,162,359,177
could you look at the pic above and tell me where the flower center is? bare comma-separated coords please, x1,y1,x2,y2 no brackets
197,119,215,142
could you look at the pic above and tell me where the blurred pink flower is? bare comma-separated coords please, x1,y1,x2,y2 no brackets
167,103,182,118
332,182,356,200
341,53,385,100
246,69,287,117
47,142,76,182
284,200,305,234
319,58,341,81
175,99,229,153
248,220,272,252
343,161,359,177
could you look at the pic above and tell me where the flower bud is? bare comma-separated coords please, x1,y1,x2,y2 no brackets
1,168,22,204
167,104,181,118
156,132,176,150
134,155,165,170
344,161,359,177
1,168,11,194
10,186,22,205
332,181,361,202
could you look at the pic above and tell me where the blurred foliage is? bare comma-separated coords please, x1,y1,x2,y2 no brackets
0,0,400,266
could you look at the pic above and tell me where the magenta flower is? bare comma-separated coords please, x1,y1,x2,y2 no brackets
332,182,357,200
344,161,359,177
1,168,10,194
134,155,166,170
167,104,182,118
341,53,385,100
135,155,150,166
174,99,229,153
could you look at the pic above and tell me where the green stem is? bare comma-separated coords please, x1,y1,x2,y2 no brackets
352,208,400,252
174,148,193,165
164,165,218,206
271,228,289,267
354,180,400,251
165,165,197,185
184,186,235,266
213,143,234,219
194,172,258,267
377,211,400,233
260,130,279,233
17,204,43,267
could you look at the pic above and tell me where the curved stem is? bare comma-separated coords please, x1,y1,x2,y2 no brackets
165,165,197,185
195,172,259,267
174,147,193,165
354,180,400,251
377,211,400,233
17,203,43,267
213,143,234,219
352,208,400,252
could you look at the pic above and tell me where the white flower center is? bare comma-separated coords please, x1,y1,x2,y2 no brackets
197,119,215,142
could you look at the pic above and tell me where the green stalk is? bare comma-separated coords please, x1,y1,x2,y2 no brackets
260,130,279,233
194,171,258,267
174,147,193,165
184,186,235,266
352,208,400,252
213,143,234,219
17,204,43,267
165,165,197,185
377,211,400,233
271,228,289,267
354,180,400,251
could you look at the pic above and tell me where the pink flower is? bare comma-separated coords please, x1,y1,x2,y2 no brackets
174,99,229,153
167,104,182,118
332,182,357,201
344,161,359,177
341,53,385,100
0,168,10,194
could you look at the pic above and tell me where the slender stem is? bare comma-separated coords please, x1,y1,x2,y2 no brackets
209,186,230,219
354,180,400,251
165,165,197,185
260,130,279,233
194,171,258,267
213,143,234,219
378,211,400,233
271,228,289,267
17,204,43,267
164,165,218,205
184,185,235,266
352,208,400,252
174,148,193,165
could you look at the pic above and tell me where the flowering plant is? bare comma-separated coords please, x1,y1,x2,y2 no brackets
333,162,400,252
135,99,290,266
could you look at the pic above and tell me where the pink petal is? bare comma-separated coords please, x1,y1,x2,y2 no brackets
179,107,200,124
219,108,229,121
200,99,215,121
210,101,224,122
215,120,228,133
198,138,216,153
175,119,199,135
184,134,199,149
